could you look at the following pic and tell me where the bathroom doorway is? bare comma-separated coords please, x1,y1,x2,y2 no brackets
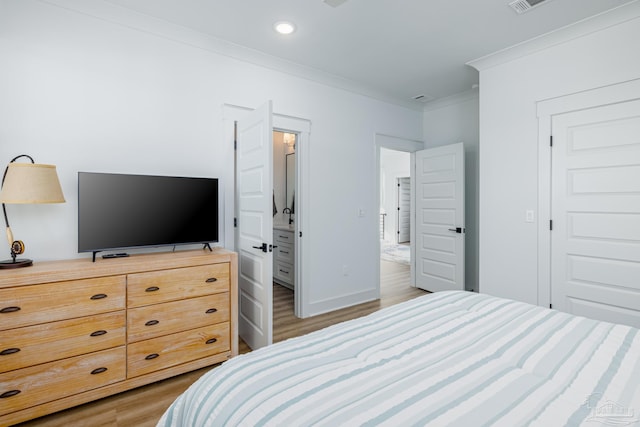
273,131,296,232
273,130,298,320
225,103,311,349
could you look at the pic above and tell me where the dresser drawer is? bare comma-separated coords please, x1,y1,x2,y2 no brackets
274,260,294,285
127,293,229,343
0,276,126,331
0,346,125,416
127,264,229,308
274,230,294,245
127,322,230,378
274,242,294,263
0,311,125,374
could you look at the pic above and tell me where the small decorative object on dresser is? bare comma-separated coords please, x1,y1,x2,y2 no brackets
0,249,238,426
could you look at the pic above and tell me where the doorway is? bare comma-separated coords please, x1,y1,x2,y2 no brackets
379,148,411,266
272,130,297,318
225,102,310,350
375,135,467,296
550,100,640,327
375,134,424,293
537,79,640,328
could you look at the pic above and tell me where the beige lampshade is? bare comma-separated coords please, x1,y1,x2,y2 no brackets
0,163,65,204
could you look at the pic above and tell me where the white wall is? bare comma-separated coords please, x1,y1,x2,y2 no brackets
379,148,410,242
470,3,640,304
422,94,479,292
0,0,423,316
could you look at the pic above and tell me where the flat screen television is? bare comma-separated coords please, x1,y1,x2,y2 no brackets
78,172,219,258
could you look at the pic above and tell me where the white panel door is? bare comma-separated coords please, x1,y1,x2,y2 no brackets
397,177,411,243
415,143,465,292
236,101,273,350
551,99,640,328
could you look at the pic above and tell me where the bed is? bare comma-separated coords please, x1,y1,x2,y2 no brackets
158,291,640,426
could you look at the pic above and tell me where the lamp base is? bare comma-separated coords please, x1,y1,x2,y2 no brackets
0,258,33,269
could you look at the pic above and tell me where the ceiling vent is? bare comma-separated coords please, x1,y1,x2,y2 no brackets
508,0,548,14
324,0,349,7
412,94,435,103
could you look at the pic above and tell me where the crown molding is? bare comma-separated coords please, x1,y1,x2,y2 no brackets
467,0,640,71
38,0,423,111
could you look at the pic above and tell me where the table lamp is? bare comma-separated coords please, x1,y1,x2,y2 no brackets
0,154,65,269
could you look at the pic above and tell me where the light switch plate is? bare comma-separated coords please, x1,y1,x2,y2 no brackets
526,210,535,223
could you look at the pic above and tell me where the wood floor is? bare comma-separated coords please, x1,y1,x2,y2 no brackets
16,260,426,427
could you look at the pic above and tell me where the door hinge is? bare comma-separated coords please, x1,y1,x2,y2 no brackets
299,231,302,237
550,303,553,309
550,135,553,147
549,220,553,231
234,218,237,228
234,121,238,150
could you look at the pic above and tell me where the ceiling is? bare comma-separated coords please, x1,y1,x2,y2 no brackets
102,0,635,107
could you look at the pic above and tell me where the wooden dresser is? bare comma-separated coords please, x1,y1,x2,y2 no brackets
0,249,238,426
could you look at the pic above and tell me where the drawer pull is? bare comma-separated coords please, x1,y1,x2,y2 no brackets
145,353,159,360
0,348,20,356
206,308,218,314
206,338,218,345
145,320,159,326
280,269,289,274
90,293,107,300
0,306,20,314
281,250,289,254
90,330,107,337
0,390,21,399
145,286,160,292
91,367,108,375
205,277,218,283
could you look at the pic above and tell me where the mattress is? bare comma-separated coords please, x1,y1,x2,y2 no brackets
157,291,640,426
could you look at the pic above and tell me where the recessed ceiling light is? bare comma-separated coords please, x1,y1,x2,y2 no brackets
274,21,296,35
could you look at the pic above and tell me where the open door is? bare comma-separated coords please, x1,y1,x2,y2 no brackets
236,101,273,350
397,177,411,243
414,143,465,292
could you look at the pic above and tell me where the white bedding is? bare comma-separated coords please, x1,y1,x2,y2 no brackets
158,291,640,426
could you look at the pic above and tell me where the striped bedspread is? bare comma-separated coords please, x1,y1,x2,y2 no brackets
158,291,640,426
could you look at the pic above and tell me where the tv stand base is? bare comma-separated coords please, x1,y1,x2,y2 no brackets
102,252,129,259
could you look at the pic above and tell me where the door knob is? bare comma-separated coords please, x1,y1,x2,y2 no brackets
252,243,268,253
448,227,464,234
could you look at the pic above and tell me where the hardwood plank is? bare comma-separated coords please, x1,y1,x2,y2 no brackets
15,260,425,426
